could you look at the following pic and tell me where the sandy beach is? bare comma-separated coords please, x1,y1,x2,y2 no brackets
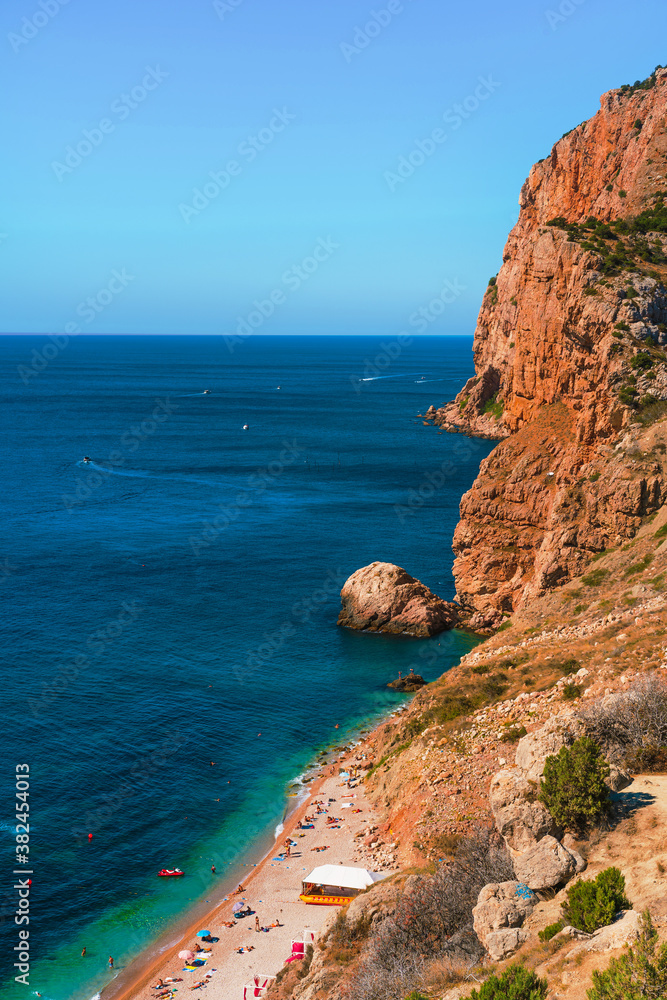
102,735,389,1000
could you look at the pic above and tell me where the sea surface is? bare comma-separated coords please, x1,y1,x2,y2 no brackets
0,335,493,1000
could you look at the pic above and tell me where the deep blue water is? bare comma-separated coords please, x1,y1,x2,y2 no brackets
0,335,492,1000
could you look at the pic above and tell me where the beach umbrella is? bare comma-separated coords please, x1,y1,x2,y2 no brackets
178,950,195,961
232,902,243,912
196,929,211,937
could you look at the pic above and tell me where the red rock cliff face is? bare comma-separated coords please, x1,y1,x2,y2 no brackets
429,71,667,629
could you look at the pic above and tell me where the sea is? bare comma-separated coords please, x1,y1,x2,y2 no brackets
0,334,494,1000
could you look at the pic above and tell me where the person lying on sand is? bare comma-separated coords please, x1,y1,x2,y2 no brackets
270,919,282,927
222,920,236,928
311,845,329,851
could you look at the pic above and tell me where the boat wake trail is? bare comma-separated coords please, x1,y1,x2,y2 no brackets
360,373,424,382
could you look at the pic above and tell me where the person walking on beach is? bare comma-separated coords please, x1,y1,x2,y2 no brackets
255,916,260,932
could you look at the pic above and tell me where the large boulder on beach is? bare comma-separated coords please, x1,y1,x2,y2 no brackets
338,562,460,637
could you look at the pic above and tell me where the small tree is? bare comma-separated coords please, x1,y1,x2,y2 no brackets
539,736,610,834
563,867,630,934
587,911,667,1000
469,964,548,1000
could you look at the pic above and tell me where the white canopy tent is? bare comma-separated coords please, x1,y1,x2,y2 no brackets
301,865,389,896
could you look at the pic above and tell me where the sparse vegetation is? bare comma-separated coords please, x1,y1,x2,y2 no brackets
345,831,514,1000
563,867,630,934
539,737,610,834
587,911,667,1000
579,676,667,772
582,568,610,587
562,683,583,701
538,919,565,942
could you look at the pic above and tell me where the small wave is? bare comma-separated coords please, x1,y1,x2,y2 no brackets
274,822,284,837
414,378,445,383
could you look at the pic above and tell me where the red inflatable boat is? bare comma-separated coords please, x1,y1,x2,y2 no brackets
157,868,184,877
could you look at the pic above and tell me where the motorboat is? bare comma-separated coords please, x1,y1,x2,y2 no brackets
83,456,91,464
157,868,184,877
203,390,210,394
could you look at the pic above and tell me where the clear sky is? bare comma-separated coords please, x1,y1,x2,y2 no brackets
1,0,666,336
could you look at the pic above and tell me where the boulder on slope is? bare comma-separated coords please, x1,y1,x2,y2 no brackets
489,768,561,851
472,881,537,961
513,835,578,891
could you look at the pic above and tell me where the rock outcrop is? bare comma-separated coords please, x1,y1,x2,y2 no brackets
387,671,427,692
472,881,537,961
489,769,561,852
337,562,460,636
513,835,579,891
428,73,667,626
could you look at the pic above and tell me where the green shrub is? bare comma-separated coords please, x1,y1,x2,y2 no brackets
582,568,610,587
539,736,610,834
630,351,654,372
469,964,548,1000
655,524,667,539
588,911,667,1000
539,919,565,942
500,725,528,743
483,391,504,419
563,683,583,701
563,867,630,934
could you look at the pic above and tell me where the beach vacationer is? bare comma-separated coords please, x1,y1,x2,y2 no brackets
81,947,86,957
109,956,114,968
211,865,216,873
234,882,245,894
255,915,260,932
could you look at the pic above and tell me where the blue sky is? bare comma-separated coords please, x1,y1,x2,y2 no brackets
1,0,666,335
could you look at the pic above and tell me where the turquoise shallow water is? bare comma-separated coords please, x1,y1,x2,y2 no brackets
0,334,491,999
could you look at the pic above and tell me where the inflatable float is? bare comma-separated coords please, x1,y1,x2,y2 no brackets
157,868,184,877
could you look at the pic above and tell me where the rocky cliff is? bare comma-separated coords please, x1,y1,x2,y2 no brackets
428,68,667,628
